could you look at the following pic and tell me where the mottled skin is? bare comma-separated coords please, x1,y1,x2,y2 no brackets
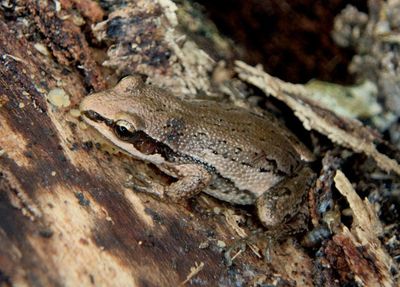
80,76,315,229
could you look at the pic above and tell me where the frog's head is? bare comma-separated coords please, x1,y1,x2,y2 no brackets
79,75,165,163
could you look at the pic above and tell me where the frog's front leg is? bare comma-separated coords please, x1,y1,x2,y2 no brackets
256,165,316,231
132,163,212,201
163,163,212,201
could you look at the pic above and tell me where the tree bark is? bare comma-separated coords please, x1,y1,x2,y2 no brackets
0,1,398,286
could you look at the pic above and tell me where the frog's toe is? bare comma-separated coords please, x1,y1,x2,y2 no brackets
261,235,274,263
224,229,281,265
224,240,247,266
124,181,147,192
124,179,166,199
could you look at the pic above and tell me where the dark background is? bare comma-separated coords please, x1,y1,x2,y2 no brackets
197,0,367,84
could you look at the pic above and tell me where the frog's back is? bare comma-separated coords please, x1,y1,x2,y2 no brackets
145,97,303,199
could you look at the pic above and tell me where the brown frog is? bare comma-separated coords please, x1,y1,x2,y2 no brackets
80,76,315,231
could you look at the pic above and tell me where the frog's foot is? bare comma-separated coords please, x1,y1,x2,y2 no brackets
224,229,273,266
224,237,248,266
122,167,167,198
124,178,166,198
224,208,310,266
256,165,315,229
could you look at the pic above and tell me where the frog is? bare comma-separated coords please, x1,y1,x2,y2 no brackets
79,75,316,232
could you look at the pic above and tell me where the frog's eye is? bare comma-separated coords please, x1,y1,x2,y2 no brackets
114,120,135,139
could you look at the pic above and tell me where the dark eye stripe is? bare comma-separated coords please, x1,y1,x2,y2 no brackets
83,110,104,122
83,110,113,127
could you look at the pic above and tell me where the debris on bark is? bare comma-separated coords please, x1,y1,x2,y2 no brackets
333,170,395,287
236,60,400,176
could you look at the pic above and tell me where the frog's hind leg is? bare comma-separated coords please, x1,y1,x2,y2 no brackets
226,166,315,265
256,165,315,230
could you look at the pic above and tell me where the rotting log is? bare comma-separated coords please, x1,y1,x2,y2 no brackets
0,3,314,286
1,1,399,286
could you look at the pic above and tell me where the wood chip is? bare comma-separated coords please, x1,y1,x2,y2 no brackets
333,170,395,287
